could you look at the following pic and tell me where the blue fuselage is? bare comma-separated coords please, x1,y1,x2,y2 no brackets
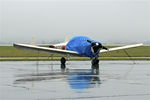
66,36,101,58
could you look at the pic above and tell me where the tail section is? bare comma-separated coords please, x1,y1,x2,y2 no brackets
65,36,69,42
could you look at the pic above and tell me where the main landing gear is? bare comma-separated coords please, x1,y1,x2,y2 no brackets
91,58,99,65
60,57,99,69
60,57,66,69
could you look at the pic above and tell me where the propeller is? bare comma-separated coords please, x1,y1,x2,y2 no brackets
87,40,108,53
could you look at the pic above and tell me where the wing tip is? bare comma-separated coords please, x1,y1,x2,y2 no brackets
137,43,143,46
140,43,143,45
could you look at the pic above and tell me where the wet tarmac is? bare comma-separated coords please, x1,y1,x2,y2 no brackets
0,61,150,100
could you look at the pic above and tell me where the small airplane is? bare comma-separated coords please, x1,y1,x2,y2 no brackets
13,36,143,66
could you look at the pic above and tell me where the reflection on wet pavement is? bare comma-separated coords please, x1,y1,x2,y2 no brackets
0,61,150,100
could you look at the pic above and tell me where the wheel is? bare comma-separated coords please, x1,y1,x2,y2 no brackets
61,57,66,65
60,57,66,69
91,58,99,69
91,58,99,65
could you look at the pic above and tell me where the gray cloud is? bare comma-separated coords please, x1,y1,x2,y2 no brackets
0,0,149,44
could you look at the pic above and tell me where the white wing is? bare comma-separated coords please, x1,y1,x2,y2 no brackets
13,43,82,57
100,43,143,53
14,43,143,57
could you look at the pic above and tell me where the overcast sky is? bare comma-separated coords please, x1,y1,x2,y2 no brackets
0,0,150,44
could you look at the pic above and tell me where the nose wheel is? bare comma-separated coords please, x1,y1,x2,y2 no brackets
92,58,99,65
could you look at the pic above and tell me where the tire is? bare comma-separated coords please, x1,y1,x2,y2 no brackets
61,57,66,65
92,58,99,65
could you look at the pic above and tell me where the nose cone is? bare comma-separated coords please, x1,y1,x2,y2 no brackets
91,42,102,54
